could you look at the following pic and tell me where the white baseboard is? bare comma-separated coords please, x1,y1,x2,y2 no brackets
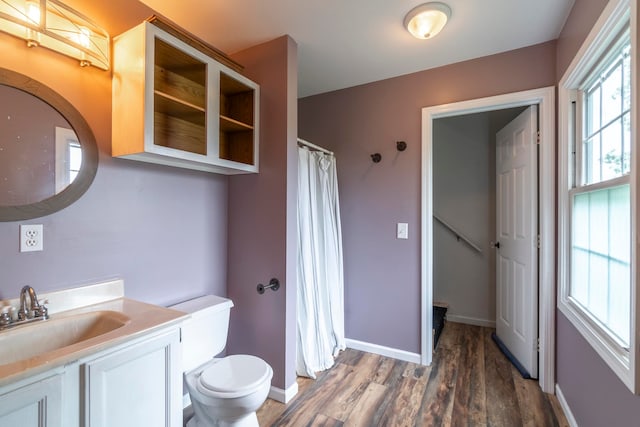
446,314,496,328
268,381,299,404
555,384,578,427
345,338,422,364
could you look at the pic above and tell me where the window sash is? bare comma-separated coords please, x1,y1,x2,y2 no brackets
568,179,631,348
579,34,631,186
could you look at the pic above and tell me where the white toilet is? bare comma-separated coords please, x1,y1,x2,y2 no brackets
171,295,273,427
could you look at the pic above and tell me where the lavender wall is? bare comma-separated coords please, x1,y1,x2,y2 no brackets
557,312,640,426
0,0,228,305
226,36,298,391
299,42,557,353
555,0,610,80
554,0,640,425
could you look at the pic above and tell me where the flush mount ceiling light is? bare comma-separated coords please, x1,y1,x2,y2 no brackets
0,0,109,70
404,2,451,40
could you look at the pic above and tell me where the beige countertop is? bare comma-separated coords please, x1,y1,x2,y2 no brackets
0,297,188,388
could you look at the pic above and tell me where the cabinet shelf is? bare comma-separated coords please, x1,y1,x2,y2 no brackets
154,91,206,122
220,114,254,132
219,72,255,166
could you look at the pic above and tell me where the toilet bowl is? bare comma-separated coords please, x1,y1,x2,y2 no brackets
170,295,273,427
185,355,273,427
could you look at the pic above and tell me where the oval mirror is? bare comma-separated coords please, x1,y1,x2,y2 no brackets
0,68,98,221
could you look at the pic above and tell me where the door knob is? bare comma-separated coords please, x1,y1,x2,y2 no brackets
490,241,500,249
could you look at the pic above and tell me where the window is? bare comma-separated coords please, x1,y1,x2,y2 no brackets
68,141,82,183
571,33,631,349
55,127,82,194
558,0,638,393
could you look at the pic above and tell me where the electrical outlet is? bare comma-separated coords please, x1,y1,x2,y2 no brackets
20,224,43,252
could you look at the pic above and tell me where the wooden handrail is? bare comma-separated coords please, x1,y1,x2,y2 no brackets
433,214,483,254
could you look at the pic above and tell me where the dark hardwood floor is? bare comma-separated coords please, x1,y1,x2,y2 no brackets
257,322,568,427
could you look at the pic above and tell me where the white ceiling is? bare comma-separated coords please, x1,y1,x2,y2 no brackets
141,0,575,98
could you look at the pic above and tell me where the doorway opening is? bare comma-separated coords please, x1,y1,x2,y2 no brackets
421,87,556,393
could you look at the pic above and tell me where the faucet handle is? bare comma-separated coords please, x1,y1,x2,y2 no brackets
0,306,12,326
33,306,47,318
33,299,48,319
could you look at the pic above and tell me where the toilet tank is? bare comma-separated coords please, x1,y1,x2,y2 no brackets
170,295,234,372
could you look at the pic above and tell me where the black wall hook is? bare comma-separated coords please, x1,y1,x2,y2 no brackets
257,278,280,294
371,153,382,163
396,141,407,151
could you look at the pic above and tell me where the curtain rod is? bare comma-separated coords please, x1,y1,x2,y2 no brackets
297,138,333,155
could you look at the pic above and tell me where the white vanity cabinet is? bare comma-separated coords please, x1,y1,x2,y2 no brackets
112,21,259,174
0,325,182,427
81,327,182,427
0,370,65,427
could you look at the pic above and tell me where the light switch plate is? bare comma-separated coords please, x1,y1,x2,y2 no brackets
397,222,408,239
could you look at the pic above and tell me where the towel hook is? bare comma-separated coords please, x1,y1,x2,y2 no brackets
257,278,280,294
371,153,382,163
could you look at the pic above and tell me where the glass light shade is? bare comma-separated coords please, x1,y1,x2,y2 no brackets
0,0,109,70
404,2,451,40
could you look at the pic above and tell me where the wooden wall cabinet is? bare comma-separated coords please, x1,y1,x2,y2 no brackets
112,22,259,174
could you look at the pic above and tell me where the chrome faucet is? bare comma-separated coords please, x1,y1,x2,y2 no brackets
17,286,48,321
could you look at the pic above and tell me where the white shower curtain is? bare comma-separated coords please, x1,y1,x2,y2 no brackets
297,146,346,378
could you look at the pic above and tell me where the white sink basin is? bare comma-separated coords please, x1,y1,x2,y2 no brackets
0,310,130,366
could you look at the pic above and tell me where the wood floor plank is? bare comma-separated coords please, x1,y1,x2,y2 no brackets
336,348,364,366
307,414,344,427
369,361,433,427
343,382,387,427
271,363,355,426
385,373,431,426
511,363,559,427
320,359,376,421
548,394,571,427
355,352,383,382
451,324,487,427
381,358,408,388
256,398,285,426
416,345,461,426
437,321,464,350
483,328,523,427
370,352,397,385
257,323,568,427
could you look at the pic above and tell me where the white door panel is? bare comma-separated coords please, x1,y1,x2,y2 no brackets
496,105,538,378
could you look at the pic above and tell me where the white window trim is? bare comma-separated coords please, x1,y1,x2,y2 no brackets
558,0,639,393
55,126,79,194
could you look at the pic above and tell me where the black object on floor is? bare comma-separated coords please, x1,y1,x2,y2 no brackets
491,332,532,379
433,306,447,348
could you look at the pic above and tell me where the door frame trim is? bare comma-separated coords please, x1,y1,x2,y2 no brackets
420,86,556,393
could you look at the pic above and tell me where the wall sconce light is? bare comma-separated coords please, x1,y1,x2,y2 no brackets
0,0,109,70
404,2,451,40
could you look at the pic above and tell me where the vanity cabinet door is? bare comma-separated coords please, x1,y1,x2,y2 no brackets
0,373,64,427
82,328,182,427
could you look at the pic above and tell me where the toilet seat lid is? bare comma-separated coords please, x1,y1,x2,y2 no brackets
199,355,271,394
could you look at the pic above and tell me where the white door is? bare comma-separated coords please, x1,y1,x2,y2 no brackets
495,105,538,379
